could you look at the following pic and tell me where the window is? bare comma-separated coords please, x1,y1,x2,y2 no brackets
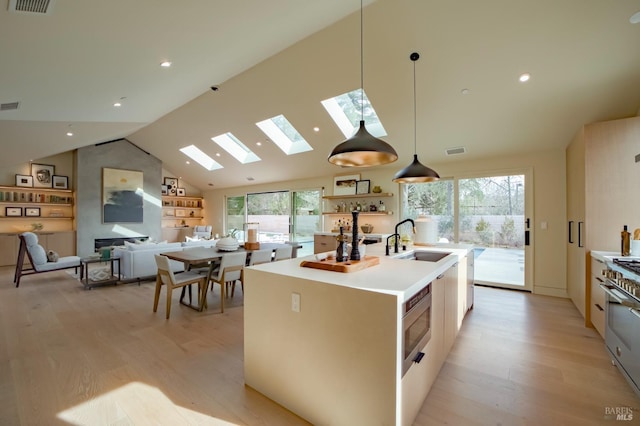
211,133,261,164
402,179,455,243
256,115,313,155
179,145,223,171
321,88,386,138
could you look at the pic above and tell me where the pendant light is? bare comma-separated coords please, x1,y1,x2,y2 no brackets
328,0,397,167
393,52,439,183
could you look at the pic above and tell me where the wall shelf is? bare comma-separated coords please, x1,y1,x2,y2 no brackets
322,193,393,200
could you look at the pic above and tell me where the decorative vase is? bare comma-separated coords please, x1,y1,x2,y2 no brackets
372,186,382,193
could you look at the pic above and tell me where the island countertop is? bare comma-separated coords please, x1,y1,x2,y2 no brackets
249,242,473,301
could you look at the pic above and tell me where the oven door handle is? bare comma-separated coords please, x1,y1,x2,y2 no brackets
600,284,636,307
630,308,640,320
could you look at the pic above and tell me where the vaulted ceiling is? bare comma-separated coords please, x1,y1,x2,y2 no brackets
1,0,639,189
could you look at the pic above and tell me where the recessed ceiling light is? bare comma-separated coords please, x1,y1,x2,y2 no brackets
313,127,320,132
216,153,221,157
461,88,470,95
630,11,640,24
66,132,73,137
247,177,255,181
160,61,172,68
519,73,531,83
113,102,122,107
185,161,190,164
256,142,262,146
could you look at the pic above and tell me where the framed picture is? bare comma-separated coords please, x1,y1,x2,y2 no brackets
163,177,178,196
15,174,33,187
161,184,168,196
6,207,22,217
52,175,68,189
103,168,144,223
176,188,186,197
175,209,186,217
25,207,41,217
356,179,370,194
31,163,55,188
333,174,360,196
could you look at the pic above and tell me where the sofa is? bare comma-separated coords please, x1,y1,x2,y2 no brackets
113,239,218,282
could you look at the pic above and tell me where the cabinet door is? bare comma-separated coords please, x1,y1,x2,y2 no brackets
314,235,337,254
42,231,76,257
443,264,458,355
0,233,19,267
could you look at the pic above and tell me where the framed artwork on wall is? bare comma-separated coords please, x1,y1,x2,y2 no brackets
6,207,22,217
52,175,68,189
31,163,55,188
333,174,360,196
103,168,144,223
161,184,168,196
177,188,186,196
163,177,178,196
25,207,41,217
15,174,33,187
356,179,370,194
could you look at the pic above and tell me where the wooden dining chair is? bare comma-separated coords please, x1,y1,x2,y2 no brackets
206,251,247,313
154,254,207,319
248,248,273,266
273,245,293,261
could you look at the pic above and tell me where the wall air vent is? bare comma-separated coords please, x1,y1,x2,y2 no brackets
445,146,466,156
0,102,20,111
8,0,56,15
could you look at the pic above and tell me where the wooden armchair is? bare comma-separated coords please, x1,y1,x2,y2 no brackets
14,232,81,287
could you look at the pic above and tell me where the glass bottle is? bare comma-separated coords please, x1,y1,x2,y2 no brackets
622,225,631,256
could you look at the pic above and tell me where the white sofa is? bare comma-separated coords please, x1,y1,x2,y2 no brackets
113,239,218,282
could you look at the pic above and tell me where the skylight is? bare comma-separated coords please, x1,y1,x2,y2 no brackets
180,145,223,171
211,133,261,164
321,88,387,138
255,115,313,155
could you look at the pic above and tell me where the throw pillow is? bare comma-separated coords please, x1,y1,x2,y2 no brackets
47,250,59,262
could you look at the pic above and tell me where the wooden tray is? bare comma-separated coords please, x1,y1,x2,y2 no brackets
300,255,380,273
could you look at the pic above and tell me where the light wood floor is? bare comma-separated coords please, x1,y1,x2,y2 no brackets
1,269,638,425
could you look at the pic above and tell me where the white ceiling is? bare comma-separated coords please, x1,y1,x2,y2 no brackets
1,0,639,190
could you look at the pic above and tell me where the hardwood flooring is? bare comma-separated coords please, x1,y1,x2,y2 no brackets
0,268,638,425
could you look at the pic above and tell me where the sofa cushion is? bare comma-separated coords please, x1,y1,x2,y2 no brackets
22,232,39,247
125,241,179,251
47,250,60,262
36,256,80,271
28,244,48,266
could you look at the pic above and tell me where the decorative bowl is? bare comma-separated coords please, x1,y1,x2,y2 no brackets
361,224,374,234
216,236,239,251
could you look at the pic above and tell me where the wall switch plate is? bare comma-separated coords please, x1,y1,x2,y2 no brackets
541,221,548,230
291,292,301,312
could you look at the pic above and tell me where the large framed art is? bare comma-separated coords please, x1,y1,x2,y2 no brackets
102,168,144,223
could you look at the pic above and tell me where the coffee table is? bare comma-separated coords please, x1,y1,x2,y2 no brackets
80,255,121,289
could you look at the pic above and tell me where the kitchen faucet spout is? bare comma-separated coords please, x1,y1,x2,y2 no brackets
394,219,416,253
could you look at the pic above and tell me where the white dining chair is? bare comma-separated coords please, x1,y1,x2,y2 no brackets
154,255,207,319
273,245,293,261
206,251,247,313
248,249,273,266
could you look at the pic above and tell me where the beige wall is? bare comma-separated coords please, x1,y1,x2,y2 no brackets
206,147,567,295
0,152,75,189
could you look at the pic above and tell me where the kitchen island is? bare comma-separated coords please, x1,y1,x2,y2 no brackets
243,243,474,425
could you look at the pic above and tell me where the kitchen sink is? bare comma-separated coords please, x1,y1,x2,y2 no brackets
395,250,452,262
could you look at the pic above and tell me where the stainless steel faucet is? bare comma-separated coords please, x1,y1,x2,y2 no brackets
394,219,416,253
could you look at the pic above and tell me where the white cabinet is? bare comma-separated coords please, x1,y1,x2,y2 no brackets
590,255,606,338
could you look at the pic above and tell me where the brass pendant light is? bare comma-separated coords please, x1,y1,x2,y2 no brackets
328,0,397,167
393,52,439,183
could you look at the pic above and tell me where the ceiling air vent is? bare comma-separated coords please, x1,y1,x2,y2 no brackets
0,102,20,111
445,146,466,156
8,0,56,15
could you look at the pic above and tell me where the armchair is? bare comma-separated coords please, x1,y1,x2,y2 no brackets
192,225,212,239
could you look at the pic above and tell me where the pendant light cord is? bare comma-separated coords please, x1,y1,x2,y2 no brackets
413,57,417,155
360,0,364,122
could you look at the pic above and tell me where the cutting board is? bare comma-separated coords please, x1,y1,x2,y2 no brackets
300,255,380,273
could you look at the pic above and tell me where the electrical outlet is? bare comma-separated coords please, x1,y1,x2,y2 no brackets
291,292,301,313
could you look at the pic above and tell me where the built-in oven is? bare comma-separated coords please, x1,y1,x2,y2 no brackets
601,262,640,397
402,282,432,376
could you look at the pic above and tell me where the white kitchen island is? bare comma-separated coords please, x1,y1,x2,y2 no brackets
243,243,474,426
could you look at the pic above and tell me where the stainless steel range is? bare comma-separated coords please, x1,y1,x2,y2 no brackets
601,258,640,397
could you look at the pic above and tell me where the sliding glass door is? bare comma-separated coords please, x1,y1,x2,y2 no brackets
225,189,321,257
402,169,532,291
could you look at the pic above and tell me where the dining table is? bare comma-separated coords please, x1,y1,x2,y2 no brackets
160,242,300,311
